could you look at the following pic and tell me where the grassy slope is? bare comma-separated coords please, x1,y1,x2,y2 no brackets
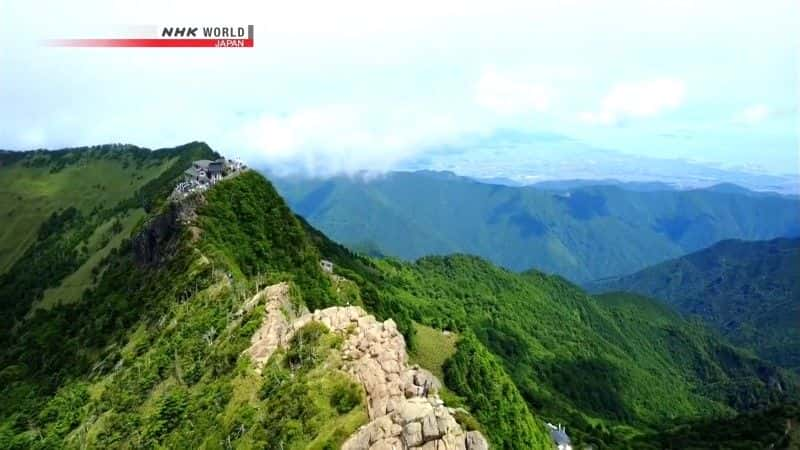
408,322,458,381
38,208,146,309
0,143,219,326
272,171,800,282
590,238,800,372
0,147,175,273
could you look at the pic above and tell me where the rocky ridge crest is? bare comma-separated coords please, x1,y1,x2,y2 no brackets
246,282,490,450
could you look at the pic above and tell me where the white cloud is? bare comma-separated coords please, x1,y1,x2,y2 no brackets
580,78,686,125
231,105,474,176
475,68,555,115
734,104,770,124
1,0,797,176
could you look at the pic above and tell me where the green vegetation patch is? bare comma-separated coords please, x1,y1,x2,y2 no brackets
408,322,458,381
38,208,146,309
198,171,335,311
444,333,552,449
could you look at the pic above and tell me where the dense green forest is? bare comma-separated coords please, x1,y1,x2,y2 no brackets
341,256,796,447
272,170,800,282
590,238,800,373
1,145,798,449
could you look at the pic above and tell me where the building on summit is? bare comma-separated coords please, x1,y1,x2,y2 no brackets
174,157,247,197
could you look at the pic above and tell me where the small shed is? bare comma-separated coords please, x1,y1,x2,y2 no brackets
546,423,572,450
320,259,334,273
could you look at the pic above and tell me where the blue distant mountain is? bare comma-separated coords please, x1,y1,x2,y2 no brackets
271,170,800,283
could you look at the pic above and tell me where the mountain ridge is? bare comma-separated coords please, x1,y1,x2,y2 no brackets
271,169,800,283
1,144,797,449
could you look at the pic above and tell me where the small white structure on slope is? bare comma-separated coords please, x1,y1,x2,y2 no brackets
546,423,573,450
320,259,334,273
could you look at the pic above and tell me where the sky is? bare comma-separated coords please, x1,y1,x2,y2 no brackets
1,0,798,178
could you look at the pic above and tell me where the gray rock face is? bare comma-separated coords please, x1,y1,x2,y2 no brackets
421,414,440,441
133,197,202,266
246,283,490,450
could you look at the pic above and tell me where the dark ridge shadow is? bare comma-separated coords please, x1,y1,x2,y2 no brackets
558,191,609,221
295,180,335,216
486,191,522,224
509,212,547,238
539,357,632,423
653,213,714,241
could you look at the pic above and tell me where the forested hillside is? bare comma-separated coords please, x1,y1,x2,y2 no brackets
272,171,800,282
343,256,797,447
1,145,797,449
590,238,800,373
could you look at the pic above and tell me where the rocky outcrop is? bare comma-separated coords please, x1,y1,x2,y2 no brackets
245,283,490,450
133,195,204,266
245,282,307,373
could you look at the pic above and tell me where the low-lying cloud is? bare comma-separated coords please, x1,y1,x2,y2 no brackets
231,105,477,177
579,78,686,126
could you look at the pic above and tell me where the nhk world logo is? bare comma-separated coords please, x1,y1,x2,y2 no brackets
46,25,254,48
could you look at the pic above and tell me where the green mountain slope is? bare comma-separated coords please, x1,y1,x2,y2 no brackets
272,171,800,282
589,238,800,372
0,145,185,274
0,143,219,322
0,167,376,449
1,146,796,449
634,402,800,449
354,256,795,447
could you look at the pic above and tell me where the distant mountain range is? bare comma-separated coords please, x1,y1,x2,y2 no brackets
271,170,800,283
400,130,800,195
588,237,800,373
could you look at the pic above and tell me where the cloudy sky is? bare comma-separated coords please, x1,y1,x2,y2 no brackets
1,0,798,177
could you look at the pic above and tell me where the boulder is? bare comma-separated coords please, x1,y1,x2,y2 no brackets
412,368,442,394
465,431,489,450
403,422,424,447
421,413,441,441
397,398,434,424
342,427,370,450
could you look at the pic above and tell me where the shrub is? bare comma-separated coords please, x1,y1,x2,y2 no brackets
285,322,329,371
330,380,362,414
